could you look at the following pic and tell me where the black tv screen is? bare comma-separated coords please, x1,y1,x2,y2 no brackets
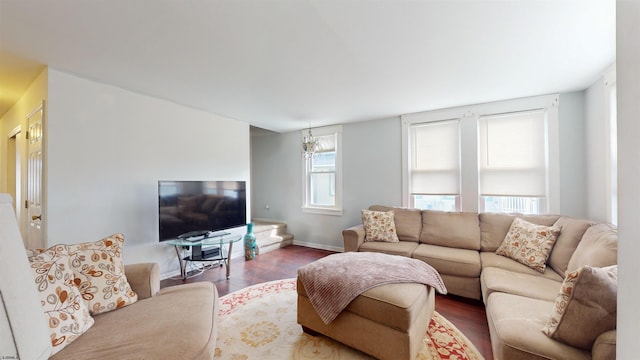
158,180,247,241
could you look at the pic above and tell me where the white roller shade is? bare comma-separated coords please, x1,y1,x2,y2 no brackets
410,120,460,194
479,110,546,197
316,133,336,153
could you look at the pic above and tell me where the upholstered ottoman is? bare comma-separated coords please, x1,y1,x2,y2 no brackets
297,277,435,360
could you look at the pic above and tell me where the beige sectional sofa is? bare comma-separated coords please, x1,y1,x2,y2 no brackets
343,205,617,360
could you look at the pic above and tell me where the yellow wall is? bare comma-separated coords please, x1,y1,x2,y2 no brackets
0,67,47,216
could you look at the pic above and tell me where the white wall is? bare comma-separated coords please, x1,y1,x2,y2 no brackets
45,69,250,277
616,1,639,356
252,94,589,251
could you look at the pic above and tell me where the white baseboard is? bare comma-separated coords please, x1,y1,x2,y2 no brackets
292,240,344,253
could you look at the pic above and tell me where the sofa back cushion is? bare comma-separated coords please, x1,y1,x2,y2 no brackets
479,213,560,252
419,210,480,250
548,217,594,275
369,205,422,242
566,223,618,273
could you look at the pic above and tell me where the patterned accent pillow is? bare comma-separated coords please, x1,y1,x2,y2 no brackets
361,209,399,242
66,233,138,315
28,245,94,355
495,217,561,273
542,265,617,349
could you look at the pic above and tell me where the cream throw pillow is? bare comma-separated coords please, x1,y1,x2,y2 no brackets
361,209,399,242
495,217,561,273
28,245,95,355
542,265,617,349
67,233,138,315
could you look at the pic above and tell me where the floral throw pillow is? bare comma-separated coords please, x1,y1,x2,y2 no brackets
361,209,399,242
542,265,617,349
66,233,138,315
28,245,94,355
495,217,561,273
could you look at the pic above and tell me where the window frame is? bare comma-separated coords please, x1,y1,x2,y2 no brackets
301,125,343,216
401,94,560,214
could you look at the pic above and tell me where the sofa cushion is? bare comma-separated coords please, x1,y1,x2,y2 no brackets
412,244,481,278
480,252,564,282
28,245,94,356
486,292,590,360
359,241,419,258
50,282,218,360
361,209,399,242
566,223,617,273
419,210,481,250
479,213,560,252
542,265,617,350
548,217,594,275
495,218,561,273
369,205,422,242
480,266,561,302
66,234,138,315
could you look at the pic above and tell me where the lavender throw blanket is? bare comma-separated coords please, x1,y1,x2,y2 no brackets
298,252,447,324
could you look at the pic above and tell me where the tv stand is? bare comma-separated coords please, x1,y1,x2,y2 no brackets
165,234,241,280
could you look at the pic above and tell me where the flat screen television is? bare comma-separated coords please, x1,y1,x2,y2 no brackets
158,180,247,241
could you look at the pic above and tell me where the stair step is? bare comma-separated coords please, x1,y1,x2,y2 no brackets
251,220,294,255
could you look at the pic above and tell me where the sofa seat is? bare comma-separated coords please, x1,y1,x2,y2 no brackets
359,240,418,257
412,244,482,299
481,267,561,302
412,244,481,278
486,292,591,360
480,252,564,282
50,275,218,360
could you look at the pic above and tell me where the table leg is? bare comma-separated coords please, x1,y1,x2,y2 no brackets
225,240,233,279
174,245,186,280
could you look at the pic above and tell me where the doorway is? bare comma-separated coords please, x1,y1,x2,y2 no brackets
6,126,24,242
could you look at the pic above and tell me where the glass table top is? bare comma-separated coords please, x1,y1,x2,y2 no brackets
164,234,242,247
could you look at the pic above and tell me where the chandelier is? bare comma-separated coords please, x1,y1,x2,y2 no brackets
302,127,320,159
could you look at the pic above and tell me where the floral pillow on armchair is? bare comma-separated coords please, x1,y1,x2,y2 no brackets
66,233,138,315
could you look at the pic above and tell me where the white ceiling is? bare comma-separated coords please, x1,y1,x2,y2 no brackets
0,0,615,133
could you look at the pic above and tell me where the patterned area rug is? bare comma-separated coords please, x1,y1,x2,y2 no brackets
214,278,484,360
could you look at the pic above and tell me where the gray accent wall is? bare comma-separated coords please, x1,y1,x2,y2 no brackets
252,117,401,251
252,92,595,250
558,91,587,217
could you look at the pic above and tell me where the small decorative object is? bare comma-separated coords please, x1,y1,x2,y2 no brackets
302,127,321,159
244,222,257,260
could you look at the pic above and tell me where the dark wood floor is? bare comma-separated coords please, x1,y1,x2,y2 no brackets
160,245,493,359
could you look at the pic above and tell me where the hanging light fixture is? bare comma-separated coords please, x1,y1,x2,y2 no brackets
301,127,320,159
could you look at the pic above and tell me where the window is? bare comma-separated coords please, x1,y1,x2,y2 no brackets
302,125,342,215
408,120,460,210
478,110,547,214
402,95,559,214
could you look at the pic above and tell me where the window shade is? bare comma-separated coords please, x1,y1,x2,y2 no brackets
479,110,546,197
410,120,460,194
316,134,336,153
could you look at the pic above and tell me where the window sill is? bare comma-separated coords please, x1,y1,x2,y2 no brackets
302,206,343,216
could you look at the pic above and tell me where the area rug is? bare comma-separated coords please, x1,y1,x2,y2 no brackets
214,278,484,360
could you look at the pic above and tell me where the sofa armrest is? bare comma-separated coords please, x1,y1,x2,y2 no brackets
342,224,366,252
124,263,160,300
592,329,616,360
